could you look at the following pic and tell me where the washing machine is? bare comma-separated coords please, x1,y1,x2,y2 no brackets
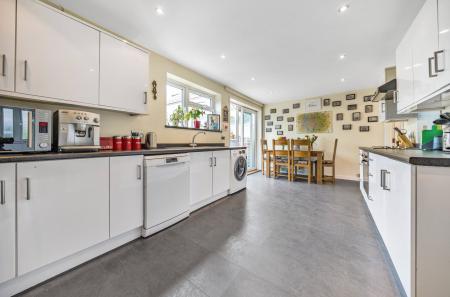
230,148,247,194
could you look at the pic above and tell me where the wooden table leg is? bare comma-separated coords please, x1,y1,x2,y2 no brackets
266,152,271,177
317,152,323,184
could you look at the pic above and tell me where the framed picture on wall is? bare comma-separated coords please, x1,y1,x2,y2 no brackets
288,125,294,131
277,116,284,121
346,94,356,100
277,131,284,136
264,115,271,120
332,101,342,107
293,103,300,109
348,104,357,110
336,113,344,121
267,121,273,126
352,112,361,121
207,114,220,131
305,98,322,112
265,128,272,132
323,98,331,106
365,105,373,113
287,117,295,122
368,116,379,122
275,124,282,129
342,124,352,130
283,108,290,114
270,108,277,114
364,95,373,102
360,126,370,132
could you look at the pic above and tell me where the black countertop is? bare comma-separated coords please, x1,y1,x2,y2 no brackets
360,147,450,167
0,146,247,163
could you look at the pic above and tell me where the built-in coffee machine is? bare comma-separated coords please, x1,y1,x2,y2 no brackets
54,110,101,152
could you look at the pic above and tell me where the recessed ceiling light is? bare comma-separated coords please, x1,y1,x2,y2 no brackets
339,54,346,60
338,4,350,13
251,77,256,81
340,78,345,82
440,28,449,35
220,54,226,59
155,7,164,15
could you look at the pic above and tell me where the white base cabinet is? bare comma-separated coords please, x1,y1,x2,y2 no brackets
110,155,144,238
0,164,16,284
0,0,16,92
190,150,230,211
17,158,110,275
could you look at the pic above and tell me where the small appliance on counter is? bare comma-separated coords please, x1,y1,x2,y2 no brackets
53,110,101,152
0,105,52,153
443,125,450,152
145,132,157,149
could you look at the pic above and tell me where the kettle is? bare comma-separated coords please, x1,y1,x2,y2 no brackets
145,132,157,149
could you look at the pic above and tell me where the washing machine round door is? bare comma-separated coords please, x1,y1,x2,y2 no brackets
234,156,247,181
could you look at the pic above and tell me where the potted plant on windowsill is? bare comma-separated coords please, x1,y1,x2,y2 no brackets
169,106,186,127
185,108,205,129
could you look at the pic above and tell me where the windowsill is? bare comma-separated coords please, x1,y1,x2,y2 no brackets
165,125,222,133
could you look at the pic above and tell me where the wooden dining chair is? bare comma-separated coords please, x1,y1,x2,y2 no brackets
261,139,269,176
290,139,313,183
322,139,338,183
272,139,291,180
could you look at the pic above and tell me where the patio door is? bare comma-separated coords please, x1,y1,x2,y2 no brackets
230,102,257,170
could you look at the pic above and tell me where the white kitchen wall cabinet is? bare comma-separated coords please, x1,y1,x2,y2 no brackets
0,0,15,92
99,33,149,114
110,155,144,238
17,158,109,275
435,0,450,89
190,151,214,208
0,163,16,284
410,0,439,102
190,150,230,211
15,0,100,105
396,28,415,112
212,150,230,196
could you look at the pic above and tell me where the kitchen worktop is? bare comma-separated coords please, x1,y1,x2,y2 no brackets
0,146,247,163
360,147,450,167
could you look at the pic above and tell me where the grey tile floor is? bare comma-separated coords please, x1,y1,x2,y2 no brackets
19,174,402,297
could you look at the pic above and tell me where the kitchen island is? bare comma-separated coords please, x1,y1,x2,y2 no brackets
359,147,450,297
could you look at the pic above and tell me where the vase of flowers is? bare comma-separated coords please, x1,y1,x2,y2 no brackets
185,108,205,129
169,106,185,127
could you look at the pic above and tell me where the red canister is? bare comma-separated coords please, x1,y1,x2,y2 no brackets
122,136,132,151
113,136,123,151
132,136,142,150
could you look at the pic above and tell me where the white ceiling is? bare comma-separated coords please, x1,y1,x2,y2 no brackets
49,0,425,104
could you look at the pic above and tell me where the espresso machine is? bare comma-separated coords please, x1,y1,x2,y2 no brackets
443,124,450,152
54,110,101,152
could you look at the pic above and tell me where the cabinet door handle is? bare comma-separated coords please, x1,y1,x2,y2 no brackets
368,195,373,201
1,54,5,77
392,90,398,103
26,178,31,200
435,50,445,73
209,157,213,167
137,165,142,180
384,171,391,191
24,60,28,81
380,169,385,188
429,56,438,78
214,157,217,167
0,180,5,205
144,92,148,104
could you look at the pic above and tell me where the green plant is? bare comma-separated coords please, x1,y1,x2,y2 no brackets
305,134,318,145
169,106,185,127
185,107,205,121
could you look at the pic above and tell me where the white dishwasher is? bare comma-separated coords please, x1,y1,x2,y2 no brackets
142,154,190,237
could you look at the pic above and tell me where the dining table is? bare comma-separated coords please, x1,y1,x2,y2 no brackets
264,149,324,184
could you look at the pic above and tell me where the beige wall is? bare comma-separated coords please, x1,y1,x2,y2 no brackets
1,52,263,146
263,88,384,180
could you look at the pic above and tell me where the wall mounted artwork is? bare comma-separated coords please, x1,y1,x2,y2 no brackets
267,121,273,126
283,108,290,114
368,116,378,122
305,98,322,112
347,104,357,111
270,108,277,114
332,101,342,107
365,105,373,113
266,128,272,132
346,94,356,100
277,116,284,121
323,98,330,106
293,103,300,109
277,131,284,136
336,113,344,121
275,124,282,130
264,115,271,120
363,95,373,102
288,125,294,131
359,126,370,132
296,111,333,133
343,124,352,130
352,112,361,121
287,117,295,122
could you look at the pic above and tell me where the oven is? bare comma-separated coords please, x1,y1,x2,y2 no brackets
361,151,369,197
0,105,52,153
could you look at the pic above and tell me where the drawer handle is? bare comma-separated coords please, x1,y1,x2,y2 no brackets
1,54,5,77
26,178,31,200
137,165,142,180
144,91,148,104
24,60,28,81
0,180,5,205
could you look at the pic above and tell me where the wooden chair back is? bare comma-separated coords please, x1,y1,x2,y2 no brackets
290,139,312,159
272,139,290,159
331,139,338,162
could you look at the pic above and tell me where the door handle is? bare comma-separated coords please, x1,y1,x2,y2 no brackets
24,60,28,81
214,157,217,167
0,180,5,205
137,165,142,180
1,54,5,77
209,157,213,167
429,56,438,78
435,50,445,73
144,92,148,104
26,178,31,200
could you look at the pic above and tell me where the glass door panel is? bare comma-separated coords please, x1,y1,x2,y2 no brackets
230,102,257,171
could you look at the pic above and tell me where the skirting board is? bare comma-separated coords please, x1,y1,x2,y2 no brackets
142,211,190,237
190,190,229,212
0,228,142,297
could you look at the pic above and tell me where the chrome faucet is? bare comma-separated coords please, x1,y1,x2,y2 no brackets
190,131,206,147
